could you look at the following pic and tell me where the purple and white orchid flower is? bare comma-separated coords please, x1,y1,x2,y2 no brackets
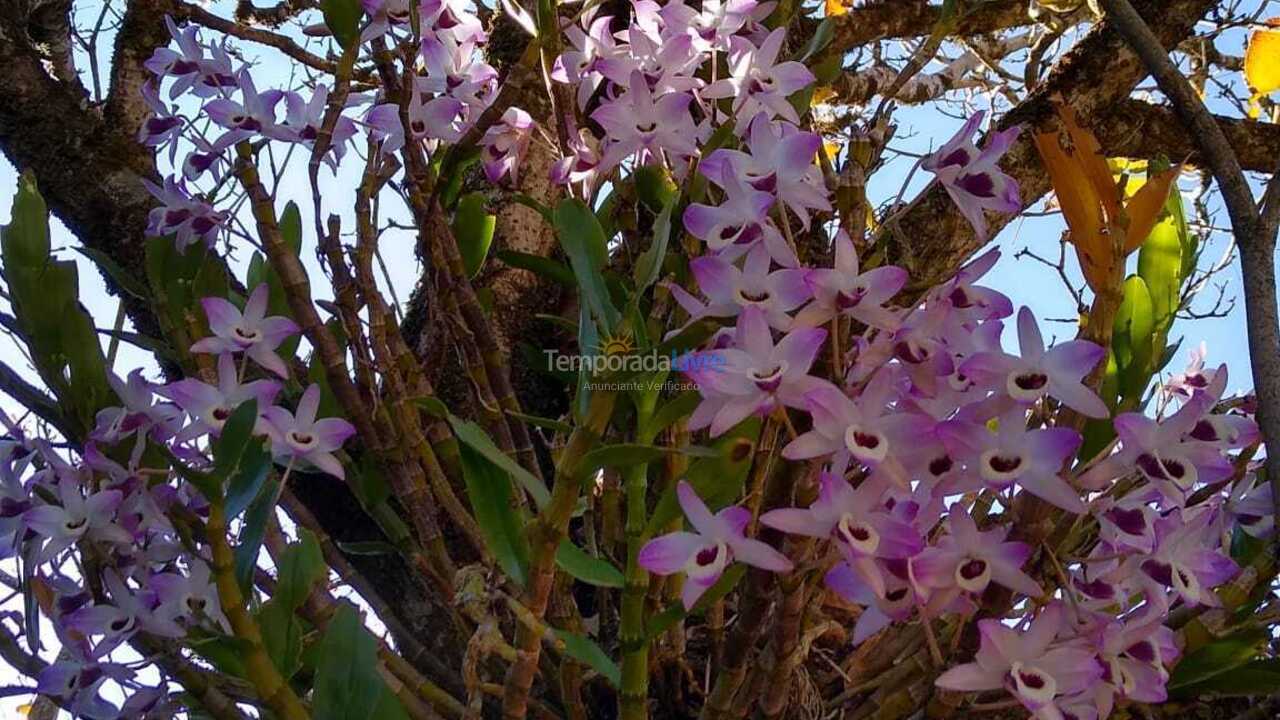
639,481,791,609
261,384,356,479
683,306,827,436
190,283,299,378
922,111,1021,240
156,353,282,442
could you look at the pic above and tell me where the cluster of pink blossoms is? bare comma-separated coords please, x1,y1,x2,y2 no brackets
525,4,1266,720
88,1,1267,718
1,282,355,716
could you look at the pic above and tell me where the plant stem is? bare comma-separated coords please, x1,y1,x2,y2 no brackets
502,390,616,720
206,499,310,720
619,459,652,720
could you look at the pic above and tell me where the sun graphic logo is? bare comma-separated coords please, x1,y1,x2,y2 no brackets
596,331,635,358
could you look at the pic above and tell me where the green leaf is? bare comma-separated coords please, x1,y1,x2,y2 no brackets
187,630,251,678
505,410,572,434
337,540,399,556
644,390,701,437
313,604,410,720
495,250,575,287
225,441,271,520
75,247,150,299
448,415,550,508
553,199,621,332
458,443,530,585
213,400,260,480
555,540,624,588
554,630,621,687
454,193,496,279
800,17,836,62
234,476,279,593
645,565,746,639
646,419,760,535
257,600,304,679
1138,217,1183,329
321,0,363,50
275,529,326,611
633,165,677,212
633,197,675,291
280,202,303,255
1172,658,1280,697
1168,628,1268,693
2,171,50,267
412,396,449,419
510,193,554,223
1114,275,1155,401
580,443,716,480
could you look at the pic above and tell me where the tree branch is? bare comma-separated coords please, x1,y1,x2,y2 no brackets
884,0,1217,287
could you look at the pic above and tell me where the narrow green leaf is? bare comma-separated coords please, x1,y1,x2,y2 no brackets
634,197,675,291
321,0,363,51
1138,217,1183,328
75,247,150,299
280,201,303,255
454,193,496,279
313,604,410,720
225,441,271,519
505,410,572,434
646,419,760,535
555,540,624,588
495,250,575,287
213,400,259,480
580,443,717,480
337,540,399,556
553,199,621,332
645,565,746,639
799,17,836,62
644,390,701,437
448,415,550,508
458,443,530,585
511,193,554,223
275,529,327,611
234,476,279,593
412,396,449,419
1168,628,1268,692
554,630,621,687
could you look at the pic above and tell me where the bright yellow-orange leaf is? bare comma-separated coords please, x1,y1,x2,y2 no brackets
1058,102,1121,223
1244,18,1280,95
1123,165,1181,254
825,0,848,17
1033,124,1109,289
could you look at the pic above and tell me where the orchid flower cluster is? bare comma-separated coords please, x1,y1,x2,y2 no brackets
0,281,355,717
528,6,1259,720
1,0,1267,718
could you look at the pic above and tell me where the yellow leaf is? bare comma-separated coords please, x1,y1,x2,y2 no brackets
1244,19,1280,95
1033,126,1109,288
1123,165,1181,254
811,85,837,106
18,703,33,716
825,0,848,16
